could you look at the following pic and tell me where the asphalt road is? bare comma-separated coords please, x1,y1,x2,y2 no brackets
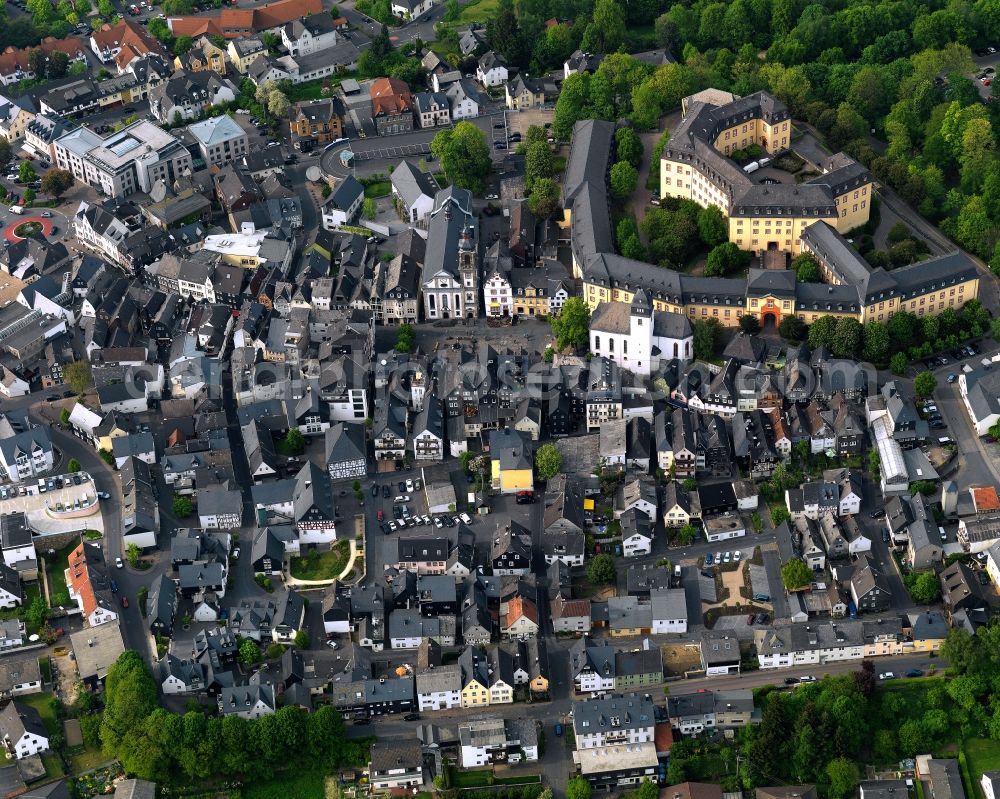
349,648,947,743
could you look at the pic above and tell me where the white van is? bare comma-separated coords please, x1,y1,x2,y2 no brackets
938,436,953,445
758,156,771,167
9,205,23,215
743,161,760,174
939,526,947,542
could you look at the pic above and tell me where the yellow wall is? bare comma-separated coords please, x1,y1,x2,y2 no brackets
712,119,790,155
833,184,871,233
461,683,490,707
611,626,648,638
582,272,979,330
730,213,837,255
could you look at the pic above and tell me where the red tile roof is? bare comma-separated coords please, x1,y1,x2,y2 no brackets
973,486,1000,512
168,0,321,39
0,37,87,76
370,77,413,115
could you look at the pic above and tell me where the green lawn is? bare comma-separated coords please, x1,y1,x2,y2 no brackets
453,0,500,23
69,745,111,774
18,693,60,736
0,583,39,623
242,768,328,799
363,180,391,198
289,541,351,581
284,73,356,103
965,738,1000,791
45,541,78,608
41,753,64,779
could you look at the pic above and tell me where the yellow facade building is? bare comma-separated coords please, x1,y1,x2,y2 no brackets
562,110,980,335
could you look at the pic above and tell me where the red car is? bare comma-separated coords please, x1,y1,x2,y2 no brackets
376,510,384,521
120,596,129,609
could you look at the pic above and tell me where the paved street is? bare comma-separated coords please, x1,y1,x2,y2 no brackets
347,654,948,752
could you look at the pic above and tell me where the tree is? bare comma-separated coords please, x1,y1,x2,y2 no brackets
431,122,491,194
17,161,35,184
26,47,44,78
67,458,81,473
636,780,658,799
615,127,643,167
172,495,194,517
238,639,261,666
832,317,863,358
781,558,812,590
528,177,561,218
705,242,749,276
173,34,193,54
282,428,305,455
862,321,890,364
524,139,554,194
693,318,723,360
826,758,861,799
395,323,415,353
792,253,821,282
362,197,378,219
676,524,698,544
22,188,34,206
914,370,937,398
535,443,562,481
906,571,941,604
587,554,616,584
581,0,625,53
697,205,728,248
99,449,114,466
100,651,158,755
59,408,70,426
0,138,9,168
126,542,141,568
550,296,590,351
294,630,310,649
609,160,638,198
740,315,760,334
890,352,909,375
808,315,839,349
40,168,73,198
25,595,47,628
63,359,92,394
267,89,289,118
779,315,807,341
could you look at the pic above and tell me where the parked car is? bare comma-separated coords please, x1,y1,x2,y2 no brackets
798,675,817,682
554,723,563,736
120,596,129,608
784,677,799,685
704,553,714,565
110,579,118,593
371,483,379,497
403,713,420,721
905,669,924,678
382,484,390,498
879,672,896,680
394,495,410,503
747,614,755,626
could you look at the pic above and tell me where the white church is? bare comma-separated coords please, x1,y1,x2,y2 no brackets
588,289,694,376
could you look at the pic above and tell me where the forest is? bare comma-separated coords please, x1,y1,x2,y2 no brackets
91,652,370,785
480,0,1000,267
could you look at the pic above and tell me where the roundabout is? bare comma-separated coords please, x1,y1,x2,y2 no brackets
5,215,54,242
